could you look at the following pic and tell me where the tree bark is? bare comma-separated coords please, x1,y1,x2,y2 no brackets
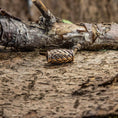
0,9,118,52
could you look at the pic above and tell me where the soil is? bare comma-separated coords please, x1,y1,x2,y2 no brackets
0,48,118,118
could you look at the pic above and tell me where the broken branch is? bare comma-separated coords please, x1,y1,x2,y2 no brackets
0,0,118,63
32,0,56,25
32,0,50,19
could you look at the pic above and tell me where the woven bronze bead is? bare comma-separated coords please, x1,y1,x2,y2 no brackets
46,49,74,64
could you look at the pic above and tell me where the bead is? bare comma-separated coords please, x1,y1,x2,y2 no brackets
46,49,74,64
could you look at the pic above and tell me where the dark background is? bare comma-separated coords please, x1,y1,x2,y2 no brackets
0,0,118,23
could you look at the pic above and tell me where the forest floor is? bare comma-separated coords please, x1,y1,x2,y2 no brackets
0,48,118,118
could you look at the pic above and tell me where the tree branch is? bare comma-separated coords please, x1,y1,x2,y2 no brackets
32,0,51,19
0,1,118,63
32,0,57,28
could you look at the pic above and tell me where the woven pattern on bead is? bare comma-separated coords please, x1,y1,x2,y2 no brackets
47,49,74,64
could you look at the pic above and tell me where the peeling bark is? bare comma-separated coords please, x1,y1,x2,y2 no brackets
0,9,118,52
0,0,118,64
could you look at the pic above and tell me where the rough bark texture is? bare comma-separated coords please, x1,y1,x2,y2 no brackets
0,11,118,51
0,50,118,118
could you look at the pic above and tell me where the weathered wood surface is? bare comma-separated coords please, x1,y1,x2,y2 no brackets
0,50,118,118
0,9,118,51
0,0,118,118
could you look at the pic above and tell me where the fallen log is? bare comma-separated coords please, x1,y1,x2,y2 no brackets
0,0,118,64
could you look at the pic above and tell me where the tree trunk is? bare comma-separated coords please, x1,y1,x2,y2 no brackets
0,10,118,51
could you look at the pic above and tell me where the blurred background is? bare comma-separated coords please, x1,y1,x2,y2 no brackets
0,0,118,23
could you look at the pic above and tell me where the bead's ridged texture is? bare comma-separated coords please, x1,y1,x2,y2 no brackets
47,49,74,64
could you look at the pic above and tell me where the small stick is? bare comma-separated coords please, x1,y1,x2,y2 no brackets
32,0,54,20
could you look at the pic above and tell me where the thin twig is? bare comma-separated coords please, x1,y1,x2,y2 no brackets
32,0,54,20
